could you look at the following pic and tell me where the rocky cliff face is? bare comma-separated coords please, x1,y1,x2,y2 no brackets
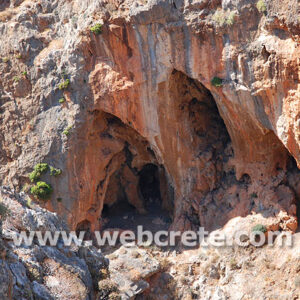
0,0,299,233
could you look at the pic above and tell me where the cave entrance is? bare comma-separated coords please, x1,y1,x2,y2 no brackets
101,163,171,233
98,113,173,234
76,220,92,240
138,164,162,212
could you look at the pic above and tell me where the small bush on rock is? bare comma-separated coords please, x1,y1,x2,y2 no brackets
90,24,102,35
252,224,267,233
58,78,70,90
226,11,236,26
29,163,49,182
30,181,53,200
211,77,223,87
213,9,236,27
59,97,65,104
257,0,267,13
63,125,72,136
50,166,62,176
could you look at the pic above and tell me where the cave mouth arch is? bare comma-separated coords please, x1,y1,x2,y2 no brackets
94,68,235,233
95,112,173,233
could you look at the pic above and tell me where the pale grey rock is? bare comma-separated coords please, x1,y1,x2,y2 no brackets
0,188,108,299
108,245,161,299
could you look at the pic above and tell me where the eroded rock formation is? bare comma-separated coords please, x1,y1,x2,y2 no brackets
0,0,299,233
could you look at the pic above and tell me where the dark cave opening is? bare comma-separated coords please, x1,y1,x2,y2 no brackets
138,163,162,212
98,113,173,233
76,219,92,240
101,188,137,219
101,162,171,233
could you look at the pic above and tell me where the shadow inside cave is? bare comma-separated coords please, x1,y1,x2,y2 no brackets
101,163,172,235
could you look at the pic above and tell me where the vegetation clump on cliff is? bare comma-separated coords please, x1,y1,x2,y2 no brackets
63,125,72,136
257,0,267,13
252,224,267,233
211,77,223,87
50,166,62,176
212,9,236,27
30,181,53,200
90,24,103,35
29,163,49,182
58,78,70,90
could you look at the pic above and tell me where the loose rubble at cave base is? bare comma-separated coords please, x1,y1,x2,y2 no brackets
1,188,300,299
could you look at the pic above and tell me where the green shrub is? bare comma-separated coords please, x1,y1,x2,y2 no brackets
90,24,103,35
13,76,20,82
226,11,236,26
2,57,9,63
213,9,226,26
56,197,62,202
29,163,49,182
30,181,53,200
22,71,27,76
211,77,223,87
58,79,70,90
50,166,62,176
252,224,267,233
59,97,65,104
0,202,10,220
213,9,236,27
63,125,72,136
256,0,267,13
16,54,22,59
251,192,258,198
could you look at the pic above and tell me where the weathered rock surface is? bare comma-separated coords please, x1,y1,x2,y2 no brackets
0,187,109,300
0,0,300,298
0,0,299,234
107,245,161,299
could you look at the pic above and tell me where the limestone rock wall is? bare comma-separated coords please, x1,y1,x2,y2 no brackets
0,0,299,231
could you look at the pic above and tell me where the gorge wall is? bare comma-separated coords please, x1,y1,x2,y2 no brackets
0,0,299,232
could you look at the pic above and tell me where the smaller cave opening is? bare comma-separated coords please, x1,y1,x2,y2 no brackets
101,163,172,234
138,163,162,212
76,219,92,240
